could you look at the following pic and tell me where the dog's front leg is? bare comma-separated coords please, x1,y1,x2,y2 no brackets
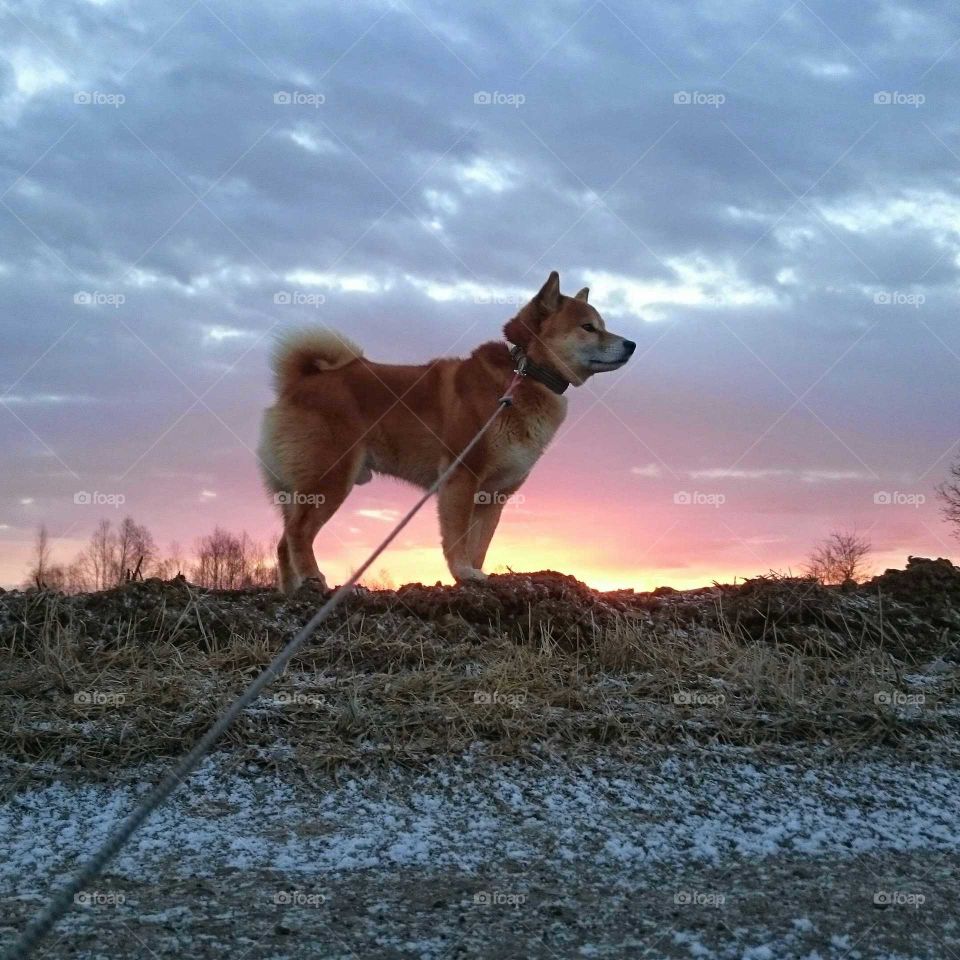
467,492,510,572
438,468,485,582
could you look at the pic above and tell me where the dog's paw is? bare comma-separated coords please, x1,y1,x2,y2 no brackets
332,582,368,597
292,576,329,596
453,566,488,583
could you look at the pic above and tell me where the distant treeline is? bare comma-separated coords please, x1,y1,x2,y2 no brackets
25,518,277,592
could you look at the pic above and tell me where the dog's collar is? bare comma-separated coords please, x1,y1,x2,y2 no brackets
508,345,570,395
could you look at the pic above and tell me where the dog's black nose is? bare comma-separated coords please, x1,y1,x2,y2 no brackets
623,340,636,354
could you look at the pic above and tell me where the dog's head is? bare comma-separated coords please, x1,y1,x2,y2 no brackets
503,271,636,386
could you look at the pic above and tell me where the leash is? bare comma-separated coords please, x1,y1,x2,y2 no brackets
2,366,526,960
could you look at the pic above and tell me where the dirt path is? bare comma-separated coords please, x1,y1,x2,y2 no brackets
7,851,957,959
2,746,959,958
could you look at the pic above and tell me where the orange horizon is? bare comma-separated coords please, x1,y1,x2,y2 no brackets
0,517,943,594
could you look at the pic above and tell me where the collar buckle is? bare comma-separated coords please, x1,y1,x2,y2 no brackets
507,344,569,395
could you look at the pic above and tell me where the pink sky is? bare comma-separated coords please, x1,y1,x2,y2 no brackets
3,316,955,591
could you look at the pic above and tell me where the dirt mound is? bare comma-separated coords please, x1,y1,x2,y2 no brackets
868,556,960,608
0,571,658,654
645,565,960,661
387,571,652,633
859,557,960,660
2,564,959,661
2,564,959,773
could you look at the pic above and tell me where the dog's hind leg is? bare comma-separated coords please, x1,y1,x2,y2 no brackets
276,534,295,593
283,461,358,593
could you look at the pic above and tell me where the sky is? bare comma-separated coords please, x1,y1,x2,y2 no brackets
1,0,959,591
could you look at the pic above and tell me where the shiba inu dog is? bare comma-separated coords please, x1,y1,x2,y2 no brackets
258,271,635,592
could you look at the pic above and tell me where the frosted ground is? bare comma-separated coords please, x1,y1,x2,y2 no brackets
2,746,959,959
3,564,960,957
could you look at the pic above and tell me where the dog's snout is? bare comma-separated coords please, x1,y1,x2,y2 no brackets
622,339,636,355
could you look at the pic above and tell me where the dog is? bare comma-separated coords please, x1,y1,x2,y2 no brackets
258,271,635,592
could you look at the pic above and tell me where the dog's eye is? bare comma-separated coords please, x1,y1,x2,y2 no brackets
581,323,596,333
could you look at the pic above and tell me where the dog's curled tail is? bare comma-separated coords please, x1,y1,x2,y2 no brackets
270,327,363,392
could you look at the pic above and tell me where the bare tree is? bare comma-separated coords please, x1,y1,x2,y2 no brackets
64,557,92,594
153,540,186,580
81,518,117,591
937,457,960,536
24,524,67,589
115,516,157,582
191,528,275,589
169,541,186,576
67,517,160,591
21,519,272,594
805,530,872,585
246,537,278,588
27,524,52,587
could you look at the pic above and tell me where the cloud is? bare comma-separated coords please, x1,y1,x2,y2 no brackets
202,326,257,344
285,271,388,293
0,0,956,586
687,468,790,481
355,508,401,523
581,256,781,321
686,467,875,483
2,393,97,405
286,127,339,155
452,156,518,194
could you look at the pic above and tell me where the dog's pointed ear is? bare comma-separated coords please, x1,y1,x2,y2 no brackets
536,271,561,312
574,287,589,303
504,271,561,346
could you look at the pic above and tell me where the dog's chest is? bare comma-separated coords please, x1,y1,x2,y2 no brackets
486,406,563,490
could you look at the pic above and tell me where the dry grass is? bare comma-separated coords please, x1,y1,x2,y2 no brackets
2,566,958,783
